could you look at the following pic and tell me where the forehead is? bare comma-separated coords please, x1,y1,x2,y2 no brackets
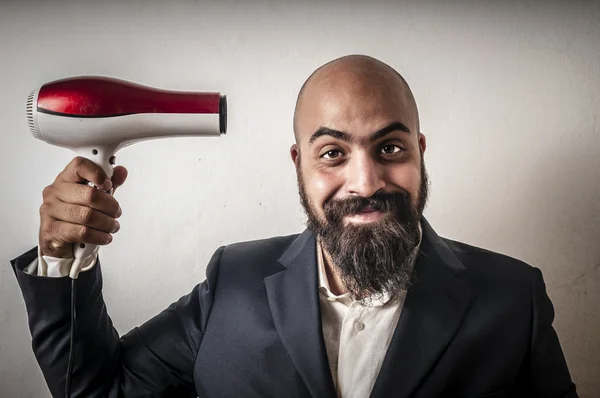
296,70,417,142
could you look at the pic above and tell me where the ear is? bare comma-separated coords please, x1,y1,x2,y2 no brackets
418,132,427,154
290,144,300,170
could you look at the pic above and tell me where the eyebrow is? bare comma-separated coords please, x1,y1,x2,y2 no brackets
308,121,411,145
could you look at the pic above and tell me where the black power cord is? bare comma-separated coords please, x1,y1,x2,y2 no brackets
65,277,76,398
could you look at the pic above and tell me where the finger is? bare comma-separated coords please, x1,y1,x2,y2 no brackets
59,157,111,190
111,165,128,190
51,181,121,218
51,219,113,245
44,201,120,234
39,216,74,258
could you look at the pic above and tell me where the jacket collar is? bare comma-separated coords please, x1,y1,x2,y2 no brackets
264,230,336,398
369,217,472,397
264,218,472,398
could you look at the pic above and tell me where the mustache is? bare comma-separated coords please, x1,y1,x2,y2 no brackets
323,190,412,219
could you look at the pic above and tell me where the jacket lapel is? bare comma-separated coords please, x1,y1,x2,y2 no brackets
370,218,473,398
264,230,336,398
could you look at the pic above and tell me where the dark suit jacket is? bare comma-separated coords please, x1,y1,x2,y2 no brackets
11,219,577,397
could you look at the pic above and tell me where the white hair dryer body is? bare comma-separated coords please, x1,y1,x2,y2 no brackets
27,76,227,278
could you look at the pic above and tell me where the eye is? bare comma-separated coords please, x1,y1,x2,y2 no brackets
380,144,402,154
321,149,342,159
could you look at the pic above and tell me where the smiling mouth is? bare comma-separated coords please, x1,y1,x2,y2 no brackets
359,205,377,213
345,206,387,223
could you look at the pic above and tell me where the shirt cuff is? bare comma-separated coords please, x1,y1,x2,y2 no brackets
22,245,99,277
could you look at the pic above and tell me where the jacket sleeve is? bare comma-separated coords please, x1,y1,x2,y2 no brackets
527,267,578,398
10,245,224,398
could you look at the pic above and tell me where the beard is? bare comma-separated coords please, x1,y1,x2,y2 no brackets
298,155,429,304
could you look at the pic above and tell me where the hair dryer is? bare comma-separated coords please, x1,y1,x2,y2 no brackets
27,76,227,278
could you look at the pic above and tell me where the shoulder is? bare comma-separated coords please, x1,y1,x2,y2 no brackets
442,238,537,291
212,233,302,281
438,238,550,331
444,238,533,273
221,233,301,263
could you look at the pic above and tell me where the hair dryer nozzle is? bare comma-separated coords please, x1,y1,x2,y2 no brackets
220,95,227,135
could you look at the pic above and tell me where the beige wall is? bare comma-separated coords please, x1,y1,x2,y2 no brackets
1,0,598,396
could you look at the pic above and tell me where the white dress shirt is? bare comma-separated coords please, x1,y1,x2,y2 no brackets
25,227,421,398
316,231,421,398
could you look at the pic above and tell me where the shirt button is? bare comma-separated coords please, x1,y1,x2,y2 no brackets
354,322,365,332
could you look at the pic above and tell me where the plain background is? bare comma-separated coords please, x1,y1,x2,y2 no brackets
1,0,598,396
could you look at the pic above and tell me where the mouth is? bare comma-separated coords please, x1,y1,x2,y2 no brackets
344,206,387,223
359,205,377,213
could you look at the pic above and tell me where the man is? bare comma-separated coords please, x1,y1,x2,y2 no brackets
11,55,577,397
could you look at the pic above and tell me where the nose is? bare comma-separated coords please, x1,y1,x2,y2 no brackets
345,153,385,197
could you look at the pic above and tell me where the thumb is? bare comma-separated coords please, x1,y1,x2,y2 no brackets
111,165,128,191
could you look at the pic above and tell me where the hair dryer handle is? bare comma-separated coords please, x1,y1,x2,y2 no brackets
69,146,115,279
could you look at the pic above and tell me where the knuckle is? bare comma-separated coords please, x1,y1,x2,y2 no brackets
84,186,99,203
79,206,95,224
39,203,53,220
40,218,53,237
39,240,56,255
77,225,91,241
49,219,62,237
73,156,87,169
42,185,53,201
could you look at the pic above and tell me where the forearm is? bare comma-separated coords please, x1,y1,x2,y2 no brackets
11,247,121,397
11,245,221,397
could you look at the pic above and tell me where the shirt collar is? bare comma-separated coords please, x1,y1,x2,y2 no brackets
317,223,423,307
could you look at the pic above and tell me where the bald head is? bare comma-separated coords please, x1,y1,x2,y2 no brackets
293,55,419,144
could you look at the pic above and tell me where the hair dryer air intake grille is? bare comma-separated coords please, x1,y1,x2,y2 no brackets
26,90,41,139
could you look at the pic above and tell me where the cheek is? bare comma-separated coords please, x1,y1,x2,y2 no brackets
304,167,343,208
386,164,422,201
